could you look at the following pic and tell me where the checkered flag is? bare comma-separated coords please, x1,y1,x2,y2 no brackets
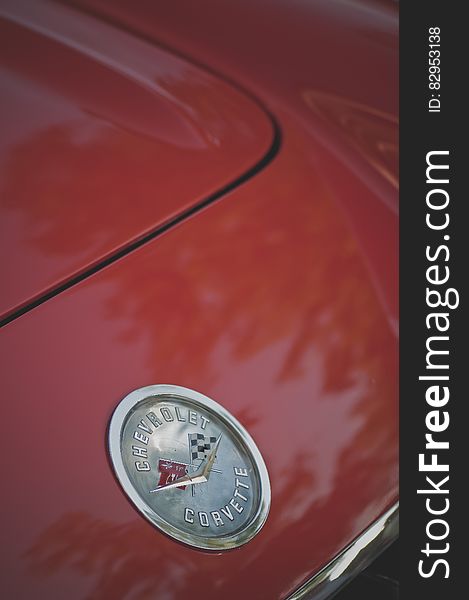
189,433,217,461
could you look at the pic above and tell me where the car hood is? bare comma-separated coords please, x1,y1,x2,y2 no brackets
0,1,398,599
0,0,273,320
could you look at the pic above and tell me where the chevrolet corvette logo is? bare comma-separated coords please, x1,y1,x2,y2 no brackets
108,384,271,550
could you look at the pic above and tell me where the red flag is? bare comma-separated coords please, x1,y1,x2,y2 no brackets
157,459,188,490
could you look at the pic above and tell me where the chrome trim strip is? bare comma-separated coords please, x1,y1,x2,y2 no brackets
287,502,399,600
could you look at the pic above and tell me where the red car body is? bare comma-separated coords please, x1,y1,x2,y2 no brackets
0,0,398,598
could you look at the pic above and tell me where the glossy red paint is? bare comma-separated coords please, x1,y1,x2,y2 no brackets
0,0,398,599
0,0,273,320
0,116,397,598
72,0,399,328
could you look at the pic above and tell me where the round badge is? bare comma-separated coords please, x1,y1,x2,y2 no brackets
108,385,271,550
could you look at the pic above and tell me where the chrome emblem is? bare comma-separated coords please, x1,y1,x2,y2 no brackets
108,385,271,550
